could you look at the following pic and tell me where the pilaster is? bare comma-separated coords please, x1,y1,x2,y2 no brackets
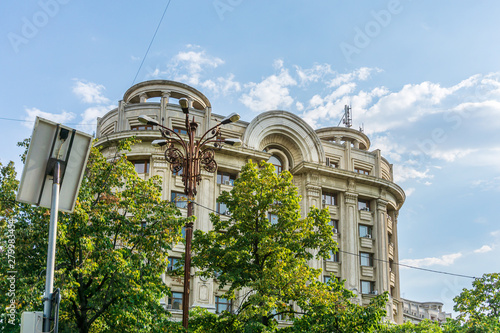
343,191,359,292
160,91,170,127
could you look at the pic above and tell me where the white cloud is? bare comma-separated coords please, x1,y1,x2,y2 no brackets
24,107,75,128
405,188,415,196
240,67,297,112
200,74,241,96
400,252,462,268
329,67,380,88
393,165,432,183
474,245,493,254
72,80,110,104
79,105,116,133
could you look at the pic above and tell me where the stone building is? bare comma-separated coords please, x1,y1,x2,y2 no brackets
95,80,406,323
402,299,452,324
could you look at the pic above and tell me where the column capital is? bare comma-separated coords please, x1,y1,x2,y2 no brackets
345,192,358,205
306,185,321,197
376,199,388,211
161,90,171,98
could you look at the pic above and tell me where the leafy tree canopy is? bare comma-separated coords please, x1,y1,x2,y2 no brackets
0,138,186,333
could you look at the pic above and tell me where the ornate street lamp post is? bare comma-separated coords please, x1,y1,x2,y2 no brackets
138,98,241,329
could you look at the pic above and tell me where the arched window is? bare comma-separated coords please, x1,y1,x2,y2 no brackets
268,155,282,175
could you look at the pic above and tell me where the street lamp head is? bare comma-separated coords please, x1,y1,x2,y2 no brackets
179,98,189,114
151,139,168,147
138,115,160,126
221,113,240,125
224,138,242,147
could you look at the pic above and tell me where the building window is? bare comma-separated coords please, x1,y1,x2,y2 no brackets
268,213,278,225
268,155,283,175
217,171,236,186
361,280,375,294
330,220,339,233
327,250,339,262
217,201,229,215
171,191,188,209
131,124,153,131
141,221,147,229
173,127,188,135
322,192,337,205
167,257,182,272
215,296,232,314
359,225,372,238
360,252,373,267
355,167,370,175
326,157,338,168
358,199,370,211
132,160,150,174
168,292,183,310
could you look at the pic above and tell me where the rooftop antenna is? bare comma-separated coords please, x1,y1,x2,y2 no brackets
337,105,352,128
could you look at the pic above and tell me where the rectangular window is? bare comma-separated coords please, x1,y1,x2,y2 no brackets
268,213,278,225
217,171,237,186
355,167,370,175
141,221,147,229
322,192,337,206
167,257,183,271
171,191,188,209
132,160,150,174
131,124,153,131
360,252,373,267
326,157,338,168
168,292,183,310
173,127,188,135
361,280,375,294
359,225,372,238
217,201,229,215
330,219,339,233
358,199,370,211
215,296,232,314
327,250,339,262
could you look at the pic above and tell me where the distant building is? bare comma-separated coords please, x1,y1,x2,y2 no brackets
402,298,452,324
95,80,406,323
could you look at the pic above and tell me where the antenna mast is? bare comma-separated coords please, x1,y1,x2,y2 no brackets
337,105,352,128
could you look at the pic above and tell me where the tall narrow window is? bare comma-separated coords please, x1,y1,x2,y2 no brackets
171,191,188,209
359,225,372,238
168,292,183,310
330,219,339,233
361,280,375,294
322,192,337,205
268,155,283,175
360,252,373,267
132,160,150,174
358,199,370,211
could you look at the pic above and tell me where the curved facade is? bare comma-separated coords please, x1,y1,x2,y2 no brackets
95,80,406,323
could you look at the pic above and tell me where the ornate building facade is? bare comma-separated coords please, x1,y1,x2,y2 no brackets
95,80,406,323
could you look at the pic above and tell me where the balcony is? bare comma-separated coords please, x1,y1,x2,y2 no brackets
361,266,374,277
388,243,394,260
359,209,373,222
360,236,373,249
390,271,396,287
324,261,340,274
387,216,393,234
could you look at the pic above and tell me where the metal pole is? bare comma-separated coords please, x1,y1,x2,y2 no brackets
182,204,194,329
43,161,60,332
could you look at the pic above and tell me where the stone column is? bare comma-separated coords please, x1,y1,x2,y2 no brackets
375,199,389,293
160,91,170,127
117,100,126,132
392,210,403,323
342,192,359,295
139,93,147,103
205,107,212,133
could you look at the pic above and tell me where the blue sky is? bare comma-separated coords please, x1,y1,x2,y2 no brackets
2,0,500,316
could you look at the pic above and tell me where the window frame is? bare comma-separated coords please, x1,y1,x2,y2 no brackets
354,167,370,175
217,171,237,186
360,252,373,267
173,127,188,135
215,296,232,314
132,159,150,174
330,219,339,233
361,280,375,294
168,292,183,310
322,192,337,206
171,191,188,209
358,198,371,211
359,225,372,238
131,124,153,131
167,257,183,271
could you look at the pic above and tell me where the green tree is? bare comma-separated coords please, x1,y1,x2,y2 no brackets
0,139,186,333
191,160,388,332
453,273,500,332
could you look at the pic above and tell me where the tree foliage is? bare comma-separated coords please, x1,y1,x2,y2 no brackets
191,160,388,332
0,138,186,333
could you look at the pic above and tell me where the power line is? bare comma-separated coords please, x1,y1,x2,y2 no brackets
131,0,172,86
0,117,97,126
187,199,477,280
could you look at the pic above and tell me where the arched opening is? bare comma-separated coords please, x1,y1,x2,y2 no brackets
268,155,283,175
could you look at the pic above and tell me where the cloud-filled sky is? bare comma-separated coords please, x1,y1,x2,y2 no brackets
2,0,500,316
